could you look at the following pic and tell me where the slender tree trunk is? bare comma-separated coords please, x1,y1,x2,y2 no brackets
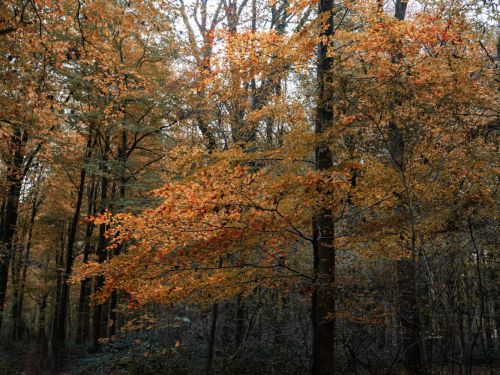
385,2,426,372
53,135,92,346
0,126,26,332
92,140,109,351
37,292,49,371
235,293,245,351
311,0,335,373
12,189,39,340
396,257,425,373
206,302,219,375
52,222,67,340
37,292,48,339
109,126,127,337
0,198,5,247
77,179,97,343
11,241,24,340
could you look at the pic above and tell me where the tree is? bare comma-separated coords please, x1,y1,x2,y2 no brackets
311,0,336,372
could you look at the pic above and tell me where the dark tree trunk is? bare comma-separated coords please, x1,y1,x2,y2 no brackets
76,246,92,343
53,134,93,346
0,198,5,247
92,140,109,351
52,222,67,341
311,0,335,373
386,2,426,373
0,126,25,332
11,239,25,340
235,293,245,351
397,259,425,373
38,292,49,371
77,179,97,343
38,293,48,342
109,126,128,337
206,302,219,375
12,189,39,340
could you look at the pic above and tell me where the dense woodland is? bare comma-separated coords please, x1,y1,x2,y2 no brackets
0,0,498,374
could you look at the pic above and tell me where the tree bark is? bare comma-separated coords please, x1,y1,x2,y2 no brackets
235,293,245,351
206,302,219,375
12,188,39,340
109,125,127,337
0,126,26,332
92,139,110,351
77,179,97,344
386,2,426,373
53,133,93,345
311,0,336,373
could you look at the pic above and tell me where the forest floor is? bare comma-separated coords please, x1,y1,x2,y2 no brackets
0,341,61,375
1,340,500,375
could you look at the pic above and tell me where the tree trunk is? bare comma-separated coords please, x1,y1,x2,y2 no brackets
234,293,245,352
77,179,97,343
206,302,219,375
12,189,39,340
92,140,109,351
38,292,49,371
311,0,335,373
397,258,425,373
52,222,67,342
386,2,426,373
11,241,24,340
109,126,127,337
0,126,26,332
53,134,93,345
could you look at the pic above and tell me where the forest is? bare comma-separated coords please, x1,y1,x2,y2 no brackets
0,0,498,374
